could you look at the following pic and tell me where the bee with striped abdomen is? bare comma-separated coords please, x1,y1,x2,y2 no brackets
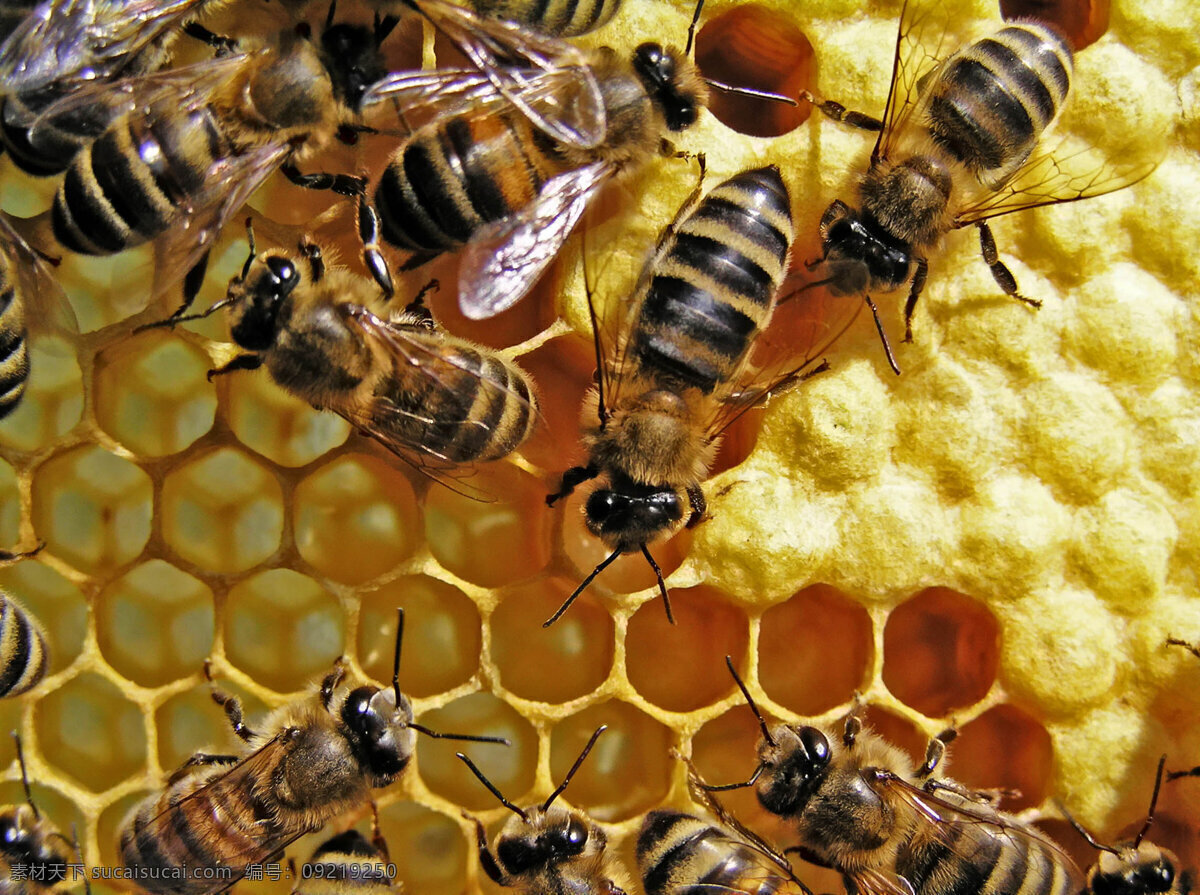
1064,756,1195,895
0,733,80,894
800,0,1158,373
152,221,537,481
467,0,622,36
0,0,230,176
457,725,631,895
293,825,399,895
701,658,1085,895
0,590,47,699
118,609,507,895
544,164,854,626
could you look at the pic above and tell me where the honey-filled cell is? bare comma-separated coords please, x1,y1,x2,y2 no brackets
759,583,873,716
950,703,1054,812
357,576,482,698
377,801,469,895
626,585,748,712
490,577,614,704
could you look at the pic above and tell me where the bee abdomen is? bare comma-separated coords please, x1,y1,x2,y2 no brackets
638,811,784,895
52,108,224,255
470,0,622,36
928,24,1072,175
901,821,1076,895
0,270,28,419
631,166,793,395
375,113,560,254
0,92,109,177
0,593,47,697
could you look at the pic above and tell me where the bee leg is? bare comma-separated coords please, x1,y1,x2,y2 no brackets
902,257,928,344
297,238,325,283
1167,636,1200,659
977,222,1041,310
842,713,862,748
547,464,599,506
0,541,45,565
203,660,258,742
651,155,708,258
399,252,439,273
357,194,394,299
319,657,347,710
799,92,883,132
183,21,238,55
917,727,956,778
207,354,263,381
467,815,509,886
167,752,239,785
642,544,674,624
401,280,440,330
281,164,365,200
684,485,707,528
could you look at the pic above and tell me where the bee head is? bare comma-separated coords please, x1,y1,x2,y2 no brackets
632,43,701,131
1092,846,1182,895
340,684,417,786
584,478,683,549
755,724,831,818
320,22,388,111
0,807,67,883
496,811,600,877
230,254,300,351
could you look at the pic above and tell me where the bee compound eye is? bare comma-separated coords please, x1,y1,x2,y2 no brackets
265,256,297,289
798,727,830,769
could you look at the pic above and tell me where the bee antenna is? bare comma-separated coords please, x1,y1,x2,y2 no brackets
72,823,92,895
725,656,776,747
684,0,705,57
325,0,337,31
456,752,529,822
544,547,622,627
240,217,257,281
407,723,510,746
640,545,674,624
1058,799,1119,857
1134,755,1168,848
391,607,403,705
11,731,39,820
542,726,606,812
703,79,799,106
375,12,399,44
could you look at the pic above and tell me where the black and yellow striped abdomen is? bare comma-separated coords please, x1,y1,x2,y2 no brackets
927,24,1072,178
897,818,1080,895
638,811,788,895
629,165,793,395
469,0,622,36
374,110,566,254
377,332,537,463
0,90,112,177
0,252,28,420
0,592,47,697
51,107,225,255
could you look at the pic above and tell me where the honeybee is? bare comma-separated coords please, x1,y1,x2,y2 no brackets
363,0,622,36
802,0,1159,373
293,826,399,895
154,222,538,479
0,590,47,699
1065,756,1195,895
0,732,81,894
543,165,854,626
0,0,229,176
457,725,631,895
118,608,508,895
364,0,798,320
703,657,1086,895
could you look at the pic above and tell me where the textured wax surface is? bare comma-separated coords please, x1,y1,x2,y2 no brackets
0,0,1198,893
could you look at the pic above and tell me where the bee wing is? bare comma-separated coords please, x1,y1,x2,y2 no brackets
872,0,961,164
457,160,612,320
0,0,210,95
133,735,314,886
332,306,539,499
0,213,78,339
952,137,1161,225
390,0,605,147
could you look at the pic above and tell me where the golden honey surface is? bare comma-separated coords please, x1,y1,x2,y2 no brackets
0,0,1199,892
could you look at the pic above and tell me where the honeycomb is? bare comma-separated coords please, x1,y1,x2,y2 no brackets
1,0,1199,892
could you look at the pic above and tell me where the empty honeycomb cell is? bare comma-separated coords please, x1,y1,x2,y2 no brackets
549,701,672,822
0,337,84,453
559,489,690,600
0,560,87,677
882,588,1000,718
424,464,551,588
0,459,16,547
758,584,873,715
154,681,270,776
160,447,284,574
489,578,614,704
31,446,152,574
96,561,215,688
1000,0,1110,49
93,333,217,457
33,672,146,794
694,4,814,137
949,703,1054,812
294,454,421,585
224,570,344,693
377,801,468,895
56,248,154,334
225,370,350,468
625,585,748,712
415,692,537,812
357,576,481,698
